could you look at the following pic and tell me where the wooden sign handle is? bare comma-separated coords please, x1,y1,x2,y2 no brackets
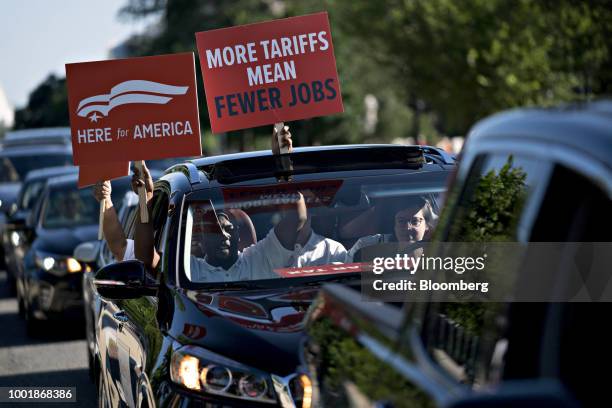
135,161,149,223
98,199,105,240
274,122,289,154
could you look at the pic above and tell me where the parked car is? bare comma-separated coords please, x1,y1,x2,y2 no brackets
89,145,455,407
2,166,78,292
18,173,131,335
0,127,72,271
300,102,612,408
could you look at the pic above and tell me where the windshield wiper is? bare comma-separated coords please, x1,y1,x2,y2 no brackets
197,281,268,291
298,273,362,287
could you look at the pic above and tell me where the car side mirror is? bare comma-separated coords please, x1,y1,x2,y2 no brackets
73,241,100,264
94,260,158,300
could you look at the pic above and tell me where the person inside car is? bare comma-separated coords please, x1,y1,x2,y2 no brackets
50,190,86,224
345,196,438,262
131,126,347,282
92,181,135,262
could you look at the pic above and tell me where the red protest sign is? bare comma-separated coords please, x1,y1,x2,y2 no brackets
274,263,371,278
195,12,343,133
66,53,202,166
77,162,130,188
221,180,343,213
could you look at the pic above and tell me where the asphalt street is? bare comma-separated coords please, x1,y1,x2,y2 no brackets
0,270,96,407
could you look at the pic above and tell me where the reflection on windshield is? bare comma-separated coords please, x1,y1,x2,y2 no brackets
0,154,72,182
183,179,443,284
42,187,98,229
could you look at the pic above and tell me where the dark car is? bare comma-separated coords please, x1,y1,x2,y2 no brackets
0,127,73,270
300,102,612,408
74,173,161,381
18,173,131,335
90,144,454,407
2,166,78,291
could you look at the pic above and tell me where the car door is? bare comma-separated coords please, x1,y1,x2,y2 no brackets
97,203,140,407
113,190,169,407
86,202,139,378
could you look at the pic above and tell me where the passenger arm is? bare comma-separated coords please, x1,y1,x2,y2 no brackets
93,181,127,261
271,125,311,249
132,162,161,270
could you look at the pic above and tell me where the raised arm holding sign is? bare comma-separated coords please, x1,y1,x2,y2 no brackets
92,181,128,260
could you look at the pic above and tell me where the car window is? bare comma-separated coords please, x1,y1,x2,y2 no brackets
533,164,612,407
181,172,448,285
0,154,72,182
124,206,138,239
18,180,45,210
415,152,553,387
42,187,98,229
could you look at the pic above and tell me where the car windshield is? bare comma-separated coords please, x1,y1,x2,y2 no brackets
42,188,98,229
41,179,131,229
182,172,446,285
0,154,72,182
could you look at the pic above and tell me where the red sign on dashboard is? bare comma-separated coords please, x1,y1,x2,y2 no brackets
274,263,371,278
221,180,343,213
65,53,202,165
196,12,344,133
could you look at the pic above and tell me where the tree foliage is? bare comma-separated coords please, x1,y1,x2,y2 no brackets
13,0,612,147
13,74,69,129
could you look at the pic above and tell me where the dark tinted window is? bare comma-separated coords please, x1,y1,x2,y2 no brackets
536,165,612,407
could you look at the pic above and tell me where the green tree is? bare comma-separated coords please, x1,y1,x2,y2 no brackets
13,74,69,129
297,0,612,135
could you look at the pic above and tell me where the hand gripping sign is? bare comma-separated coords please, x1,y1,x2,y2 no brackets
66,52,202,233
196,12,344,134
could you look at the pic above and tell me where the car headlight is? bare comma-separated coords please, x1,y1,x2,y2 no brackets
170,345,276,404
35,252,82,275
10,231,20,246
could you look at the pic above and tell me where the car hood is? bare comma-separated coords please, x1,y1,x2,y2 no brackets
0,183,20,206
33,224,98,256
170,285,319,376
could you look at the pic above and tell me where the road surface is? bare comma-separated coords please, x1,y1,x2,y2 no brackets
0,270,96,407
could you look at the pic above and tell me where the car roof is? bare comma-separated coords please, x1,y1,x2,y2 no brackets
24,166,78,182
190,144,454,167
467,100,612,167
45,173,80,188
0,144,72,156
2,127,71,148
160,144,454,189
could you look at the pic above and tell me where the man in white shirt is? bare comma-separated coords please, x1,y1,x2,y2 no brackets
133,126,347,283
187,207,347,283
